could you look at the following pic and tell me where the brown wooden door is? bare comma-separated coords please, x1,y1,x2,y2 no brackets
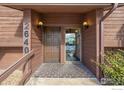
44,27,60,63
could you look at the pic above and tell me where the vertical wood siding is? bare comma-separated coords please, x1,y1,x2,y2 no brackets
82,10,97,75
31,10,43,72
104,6,124,47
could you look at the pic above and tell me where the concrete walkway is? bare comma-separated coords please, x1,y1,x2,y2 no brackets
26,62,99,85
26,78,99,85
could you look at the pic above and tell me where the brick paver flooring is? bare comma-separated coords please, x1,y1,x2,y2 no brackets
26,62,99,85
32,62,95,78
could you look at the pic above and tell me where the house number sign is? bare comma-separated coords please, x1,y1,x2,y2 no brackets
23,21,30,54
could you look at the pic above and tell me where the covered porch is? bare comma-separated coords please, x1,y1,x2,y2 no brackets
0,3,119,85
19,4,107,78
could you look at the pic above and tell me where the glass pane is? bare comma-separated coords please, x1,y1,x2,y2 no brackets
65,29,80,62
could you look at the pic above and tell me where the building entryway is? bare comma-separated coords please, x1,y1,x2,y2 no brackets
26,27,99,85
26,62,99,85
44,27,61,63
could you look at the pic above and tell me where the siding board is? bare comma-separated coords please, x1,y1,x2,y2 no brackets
0,6,23,70
0,5,23,47
0,47,23,69
82,10,97,76
31,10,43,72
104,6,124,47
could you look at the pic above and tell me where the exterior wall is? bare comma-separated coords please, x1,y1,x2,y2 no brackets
82,10,98,76
0,47,22,69
42,13,82,26
104,6,124,47
31,10,43,72
0,6,23,69
0,6,23,47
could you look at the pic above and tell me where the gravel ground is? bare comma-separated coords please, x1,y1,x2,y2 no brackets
0,70,23,85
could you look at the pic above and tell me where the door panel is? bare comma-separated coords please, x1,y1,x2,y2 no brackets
44,27,60,63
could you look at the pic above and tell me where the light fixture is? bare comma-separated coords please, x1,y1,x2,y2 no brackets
37,21,43,28
83,21,89,29
75,30,78,33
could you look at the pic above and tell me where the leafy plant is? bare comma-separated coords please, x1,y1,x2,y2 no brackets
101,49,124,85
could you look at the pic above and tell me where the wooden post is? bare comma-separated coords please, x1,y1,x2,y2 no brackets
60,27,65,64
22,9,32,84
99,17,104,80
23,9,31,55
96,9,104,80
97,3,118,81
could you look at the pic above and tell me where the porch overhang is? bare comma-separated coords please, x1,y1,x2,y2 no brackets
2,3,114,13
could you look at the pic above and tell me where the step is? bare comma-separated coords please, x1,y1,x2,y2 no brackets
26,78,100,85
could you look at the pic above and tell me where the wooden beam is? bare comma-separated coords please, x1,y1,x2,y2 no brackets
19,69,32,85
0,50,34,83
101,3,118,21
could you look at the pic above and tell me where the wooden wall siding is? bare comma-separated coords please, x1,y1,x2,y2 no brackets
31,10,43,72
42,13,82,26
82,10,97,76
0,6,23,47
0,6,23,70
104,6,124,47
0,47,23,69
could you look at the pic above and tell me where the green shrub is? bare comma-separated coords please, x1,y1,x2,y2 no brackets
101,49,124,85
